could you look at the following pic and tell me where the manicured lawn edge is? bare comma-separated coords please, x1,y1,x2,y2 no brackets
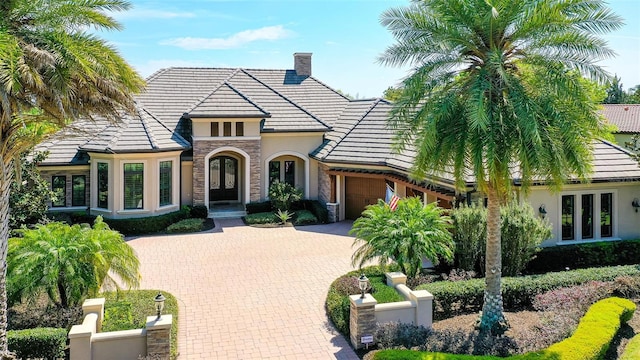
372,297,636,360
101,290,179,360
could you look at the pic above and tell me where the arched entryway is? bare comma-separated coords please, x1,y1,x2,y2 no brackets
209,155,239,202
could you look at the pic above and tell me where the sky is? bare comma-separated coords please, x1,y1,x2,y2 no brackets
101,0,640,99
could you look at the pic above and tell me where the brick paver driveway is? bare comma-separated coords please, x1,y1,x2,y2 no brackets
127,219,360,359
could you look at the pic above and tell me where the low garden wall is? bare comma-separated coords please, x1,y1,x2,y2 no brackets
69,298,172,360
349,272,433,349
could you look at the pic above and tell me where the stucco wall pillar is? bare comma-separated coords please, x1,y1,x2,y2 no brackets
146,315,173,360
349,294,377,349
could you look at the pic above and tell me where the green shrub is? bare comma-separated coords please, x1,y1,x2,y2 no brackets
69,207,191,235
8,327,67,360
190,205,209,219
102,290,179,360
417,265,640,320
292,200,329,223
526,239,640,274
166,218,204,233
451,201,550,277
372,297,636,360
244,212,279,225
294,209,318,225
621,333,640,360
268,181,302,211
245,201,272,214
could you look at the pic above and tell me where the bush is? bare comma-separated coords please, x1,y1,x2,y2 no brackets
166,218,204,233
417,265,640,320
372,297,636,360
376,322,431,350
294,209,318,225
190,205,209,219
526,239,640,274
244,212,278,225
613,275,640,299
245,201,272,214
68,207,191,236
621,333,640,360
292,200,329,223
268,181,302,211
533,281,613,314
451,201,550,277
8,327,67,360
102,290,179,360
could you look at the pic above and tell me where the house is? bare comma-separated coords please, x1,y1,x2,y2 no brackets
601,104,640,150
35,54,640,245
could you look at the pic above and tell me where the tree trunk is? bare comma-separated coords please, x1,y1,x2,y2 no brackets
478,185,507,334
0,158,14,358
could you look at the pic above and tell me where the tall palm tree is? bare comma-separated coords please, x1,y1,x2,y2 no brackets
0,0,144,354
379,0,621,334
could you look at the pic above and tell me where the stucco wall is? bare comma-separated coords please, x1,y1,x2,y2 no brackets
40,166,90,210
523,182,640,246
181,161,193,206
192,118,261,138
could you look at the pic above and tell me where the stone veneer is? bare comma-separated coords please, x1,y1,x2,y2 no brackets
192,139,261,205
40,169,91,208
318,163,331,205
349,294,377,349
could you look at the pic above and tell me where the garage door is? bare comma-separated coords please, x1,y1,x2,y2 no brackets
345,177,387,220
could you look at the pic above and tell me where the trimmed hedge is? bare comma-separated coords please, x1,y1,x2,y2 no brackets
244,211,279,225
621,333,640,360
245,201,272,214
166,218,204,233
69,207,191,235
526,239,640,274
416,265,640,320
294,210,318,225
190,205,209,219
373,297,636,360
293,200,329,223
8,327,67,360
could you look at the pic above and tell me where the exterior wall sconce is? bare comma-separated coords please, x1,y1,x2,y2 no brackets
633,199,640,212
538,204,547,219
154,292,166,320
358,274,369,299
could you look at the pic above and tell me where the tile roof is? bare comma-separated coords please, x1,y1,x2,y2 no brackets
187,81,271,118
601,104,640,133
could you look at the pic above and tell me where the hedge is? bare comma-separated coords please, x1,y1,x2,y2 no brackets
166,218,204,233
8,327,67,360
68,207,191,235
373,297,636,360
417,265,640,320
621,333,640,360
245,201,272,214
526,239,640,274
244,212,279,225
292,200,329,223
294,210,318,225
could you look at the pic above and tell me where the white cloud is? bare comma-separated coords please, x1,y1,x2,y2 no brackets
160,25,293,50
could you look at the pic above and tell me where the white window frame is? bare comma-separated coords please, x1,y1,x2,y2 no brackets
557,189,618,244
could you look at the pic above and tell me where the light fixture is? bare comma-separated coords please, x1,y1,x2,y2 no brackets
538,204,547,219
154,292,166,320
358,274,369,299
633,199,640,212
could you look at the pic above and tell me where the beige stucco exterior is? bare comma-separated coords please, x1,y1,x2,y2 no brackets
522,182,640,246
88,151,182,219
192,117,261,138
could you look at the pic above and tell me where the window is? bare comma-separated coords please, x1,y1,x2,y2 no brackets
52,176,66,207
269,161,280,187
97,163,108,208
236,122,244,136
72,175,86,207
601,193,613,237
223,122,231,136
561,195,575,240
284,161,295,186
581,194,593,239
124,163,144,210
211,122,219,137
159,161,172,206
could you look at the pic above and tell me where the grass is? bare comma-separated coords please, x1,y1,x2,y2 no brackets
370,275,405,303
101,290,179,360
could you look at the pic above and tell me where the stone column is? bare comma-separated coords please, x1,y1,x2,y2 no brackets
349,294,377,349
326,202,339,223
410,290,434,328
146,315,173,360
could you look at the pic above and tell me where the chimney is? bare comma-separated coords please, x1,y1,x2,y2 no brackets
294,52,312,77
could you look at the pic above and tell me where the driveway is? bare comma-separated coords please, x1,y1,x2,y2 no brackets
126,219,360,359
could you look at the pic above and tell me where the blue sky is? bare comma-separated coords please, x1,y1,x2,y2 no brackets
102,0,640,99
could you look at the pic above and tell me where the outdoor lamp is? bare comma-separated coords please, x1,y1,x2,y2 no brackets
633,199,640,212
358,274,369,299
154,292,166,320
538,204,547,219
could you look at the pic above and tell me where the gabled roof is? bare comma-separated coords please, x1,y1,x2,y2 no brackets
79,105,190,153
187,81,271,118
601,104,640,133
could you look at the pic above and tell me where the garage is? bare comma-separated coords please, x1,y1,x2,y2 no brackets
345,176,387,220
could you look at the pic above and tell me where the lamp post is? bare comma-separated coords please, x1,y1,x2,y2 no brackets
358,274,369,299
154,292,166,320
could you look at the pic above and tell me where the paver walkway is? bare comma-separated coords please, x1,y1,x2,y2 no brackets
127,219,360,359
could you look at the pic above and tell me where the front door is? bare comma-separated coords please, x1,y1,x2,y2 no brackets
210,156,239,202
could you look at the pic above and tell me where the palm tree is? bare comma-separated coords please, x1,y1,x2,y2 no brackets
379,0,621,333
0,0,144,354
8,217,140,308
350,197,454,278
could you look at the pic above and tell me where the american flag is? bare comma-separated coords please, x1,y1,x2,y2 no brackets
385,185,400,211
